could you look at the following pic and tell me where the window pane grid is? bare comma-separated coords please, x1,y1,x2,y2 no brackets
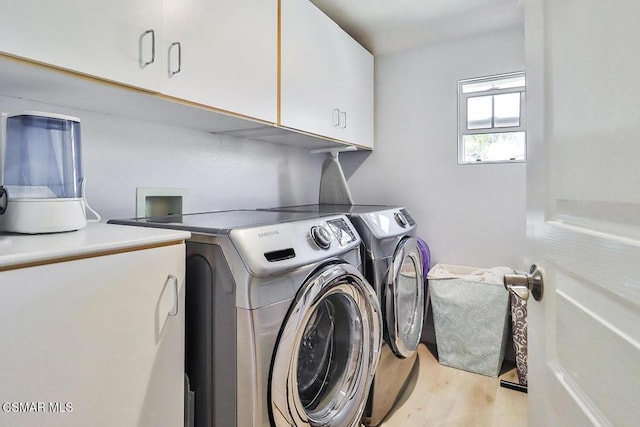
465,92,522,131
458,72,526,164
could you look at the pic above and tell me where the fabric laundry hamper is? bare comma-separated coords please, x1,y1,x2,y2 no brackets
427,264,512,377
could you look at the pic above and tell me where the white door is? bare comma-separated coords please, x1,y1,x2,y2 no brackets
525,0,640,425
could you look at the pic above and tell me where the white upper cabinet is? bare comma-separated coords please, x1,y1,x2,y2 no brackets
162,0,277,123
0,0,370,149
0,0,277,124
0,0,164,92
280,0,374,148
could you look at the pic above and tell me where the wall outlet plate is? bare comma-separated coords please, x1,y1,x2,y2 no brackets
136,187,188,218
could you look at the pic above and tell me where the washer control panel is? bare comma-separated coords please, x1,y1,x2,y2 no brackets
230,214,361,276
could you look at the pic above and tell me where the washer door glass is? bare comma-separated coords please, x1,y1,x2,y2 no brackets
385,237,425,358
270,263,382,427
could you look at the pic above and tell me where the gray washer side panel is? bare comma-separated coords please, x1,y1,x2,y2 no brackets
186,242,237,427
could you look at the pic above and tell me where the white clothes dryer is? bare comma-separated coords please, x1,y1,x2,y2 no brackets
110,210,382,427
263,205,425,426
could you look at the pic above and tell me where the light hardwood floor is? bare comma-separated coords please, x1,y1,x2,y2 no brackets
379,344,528,427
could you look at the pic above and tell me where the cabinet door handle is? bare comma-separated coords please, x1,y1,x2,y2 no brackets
332,108,340,127
167,275,179,316
168,42,182,77
140,29,156,67
340,111,347,129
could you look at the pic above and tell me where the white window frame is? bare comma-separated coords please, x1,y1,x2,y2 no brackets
457,71,526,164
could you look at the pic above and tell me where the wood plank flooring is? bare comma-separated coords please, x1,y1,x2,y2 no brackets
379,344,528,427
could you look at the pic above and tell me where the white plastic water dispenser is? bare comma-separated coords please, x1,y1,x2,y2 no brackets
0,112,100,233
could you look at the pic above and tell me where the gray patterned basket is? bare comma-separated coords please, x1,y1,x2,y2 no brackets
428,264,511,378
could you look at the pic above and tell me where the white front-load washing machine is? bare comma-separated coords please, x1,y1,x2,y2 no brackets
263,205,425,426
109,210,382,427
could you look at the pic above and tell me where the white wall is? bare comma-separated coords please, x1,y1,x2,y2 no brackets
1,27,525,269
342,27,527,269
0,95,324,221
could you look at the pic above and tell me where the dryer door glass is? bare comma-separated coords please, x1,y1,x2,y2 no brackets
385,237,425,358
270,263,382,427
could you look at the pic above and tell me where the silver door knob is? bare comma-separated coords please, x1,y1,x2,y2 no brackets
503,264,544,301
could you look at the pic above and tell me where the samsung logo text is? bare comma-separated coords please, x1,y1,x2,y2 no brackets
258,230,279,238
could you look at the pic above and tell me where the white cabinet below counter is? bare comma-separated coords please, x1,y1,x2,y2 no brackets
280,0,374,149
0,223,189,427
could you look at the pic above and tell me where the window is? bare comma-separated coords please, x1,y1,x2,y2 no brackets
458,72,526,164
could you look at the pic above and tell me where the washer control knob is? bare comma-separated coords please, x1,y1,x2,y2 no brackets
394,211,408,228
311,225,332,249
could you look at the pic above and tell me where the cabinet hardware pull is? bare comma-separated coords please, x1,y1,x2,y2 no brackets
169,42,182,77
141,29,156,67
340,111,347,129
168,275,179,316
332,108,340,127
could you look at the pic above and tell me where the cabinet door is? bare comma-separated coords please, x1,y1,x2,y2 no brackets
280,0,373,148
162,0,278,123
340,39,374,148
0,244,185,427
0,0,163,92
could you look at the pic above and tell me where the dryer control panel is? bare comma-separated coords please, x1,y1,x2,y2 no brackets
358,207,417,240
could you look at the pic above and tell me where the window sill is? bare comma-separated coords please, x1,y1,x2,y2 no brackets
458,159,526,165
